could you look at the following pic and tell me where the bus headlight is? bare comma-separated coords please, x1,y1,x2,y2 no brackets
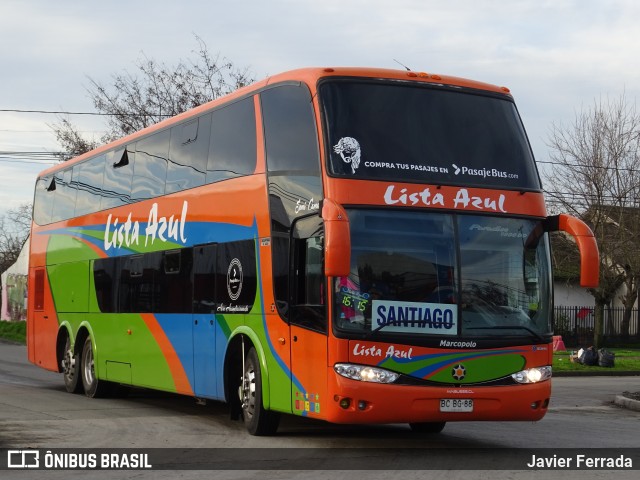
334,363,400,384
512,366,552,384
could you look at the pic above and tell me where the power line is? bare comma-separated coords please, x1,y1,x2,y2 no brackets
0,108,110,116
0,150,64,165
536,159,640,174
0,108,170,118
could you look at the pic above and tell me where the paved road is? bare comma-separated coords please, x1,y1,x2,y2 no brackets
1,341,639,478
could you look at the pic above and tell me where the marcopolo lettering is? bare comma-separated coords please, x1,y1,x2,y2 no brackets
439,339,477,348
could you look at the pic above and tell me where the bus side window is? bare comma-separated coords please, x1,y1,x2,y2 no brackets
193,244,217,314
271,234,290,318
167,114,210,193
156,249,193,313
290,216,326,333
51,168,77,223
33,176,54,225
131,130,170,202
207,97,257,184
75,155,105,217
102,147,134,209
261,84,320,174
93,257,118,313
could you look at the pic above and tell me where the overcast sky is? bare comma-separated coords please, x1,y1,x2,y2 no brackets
1,0,639,218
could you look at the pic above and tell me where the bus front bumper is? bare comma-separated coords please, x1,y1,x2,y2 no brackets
324,371,551,424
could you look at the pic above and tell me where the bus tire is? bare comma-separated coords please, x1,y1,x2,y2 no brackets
80,336,114,398
62,336,83,394
409,421,446,434
240,347,280,436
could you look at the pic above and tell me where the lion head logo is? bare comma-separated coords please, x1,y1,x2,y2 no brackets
333,137,361,174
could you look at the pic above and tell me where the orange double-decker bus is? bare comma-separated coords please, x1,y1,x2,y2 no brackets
27,67,598,435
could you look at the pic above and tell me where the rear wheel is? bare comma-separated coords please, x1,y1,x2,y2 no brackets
240,347,280,436
409,422,446,434
62,336,82,394
81,336,114,398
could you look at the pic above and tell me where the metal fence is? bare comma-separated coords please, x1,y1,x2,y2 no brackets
554,305,640,346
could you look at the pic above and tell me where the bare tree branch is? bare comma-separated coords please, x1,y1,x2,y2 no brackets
544,93,640,345
49,36,254,156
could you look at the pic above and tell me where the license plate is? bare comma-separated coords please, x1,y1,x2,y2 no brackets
440,398,473,412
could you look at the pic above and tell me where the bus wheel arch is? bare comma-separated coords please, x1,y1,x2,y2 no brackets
223,334,245,420
223,333,279,435
76,330,117,398
240,346,280,435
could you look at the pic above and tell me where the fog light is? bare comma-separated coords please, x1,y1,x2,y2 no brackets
339,398,351,409
357,400,367,411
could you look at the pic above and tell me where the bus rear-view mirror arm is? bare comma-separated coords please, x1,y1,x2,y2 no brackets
544,214,600,288
321,199,351,278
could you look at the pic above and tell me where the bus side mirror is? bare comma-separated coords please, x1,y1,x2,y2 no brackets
321,199,351,277
546,214,600,288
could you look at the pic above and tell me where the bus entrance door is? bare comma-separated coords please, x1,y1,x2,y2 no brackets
192,244,219,399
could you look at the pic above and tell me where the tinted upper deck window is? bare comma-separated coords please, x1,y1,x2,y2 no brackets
167,114,210,193
207,98,257,183
75,155,105,216
261,85,320,174
51,168,77,222
131,130,170,201
102,148,134,209
321,80,540,190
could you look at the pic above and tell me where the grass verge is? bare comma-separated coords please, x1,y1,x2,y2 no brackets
0,320,26,344
553,348,640,372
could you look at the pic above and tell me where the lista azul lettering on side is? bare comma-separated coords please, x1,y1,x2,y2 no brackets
104,201,188,251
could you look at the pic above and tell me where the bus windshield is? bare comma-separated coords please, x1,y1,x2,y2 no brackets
334,209,552,338
321,80,540,190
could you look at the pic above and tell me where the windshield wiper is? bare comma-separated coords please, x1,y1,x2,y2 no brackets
466,326,546,342
364,322,394,339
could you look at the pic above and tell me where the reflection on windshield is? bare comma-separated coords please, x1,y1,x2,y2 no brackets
334,210,552,338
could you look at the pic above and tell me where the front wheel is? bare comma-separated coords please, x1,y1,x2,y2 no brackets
240,347,280,436
81,336,114,398
409,422,446,434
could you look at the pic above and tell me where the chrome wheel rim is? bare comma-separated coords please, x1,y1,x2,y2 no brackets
82,341,95,387
63,344,75,382
241,366,257,421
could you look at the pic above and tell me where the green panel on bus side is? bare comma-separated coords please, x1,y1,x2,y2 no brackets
46,233,97,265
62,312,178,393
102,314,174,392
47,261,90,313
45,234,100,314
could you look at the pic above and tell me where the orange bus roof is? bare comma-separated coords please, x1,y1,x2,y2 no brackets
38,67,511,177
